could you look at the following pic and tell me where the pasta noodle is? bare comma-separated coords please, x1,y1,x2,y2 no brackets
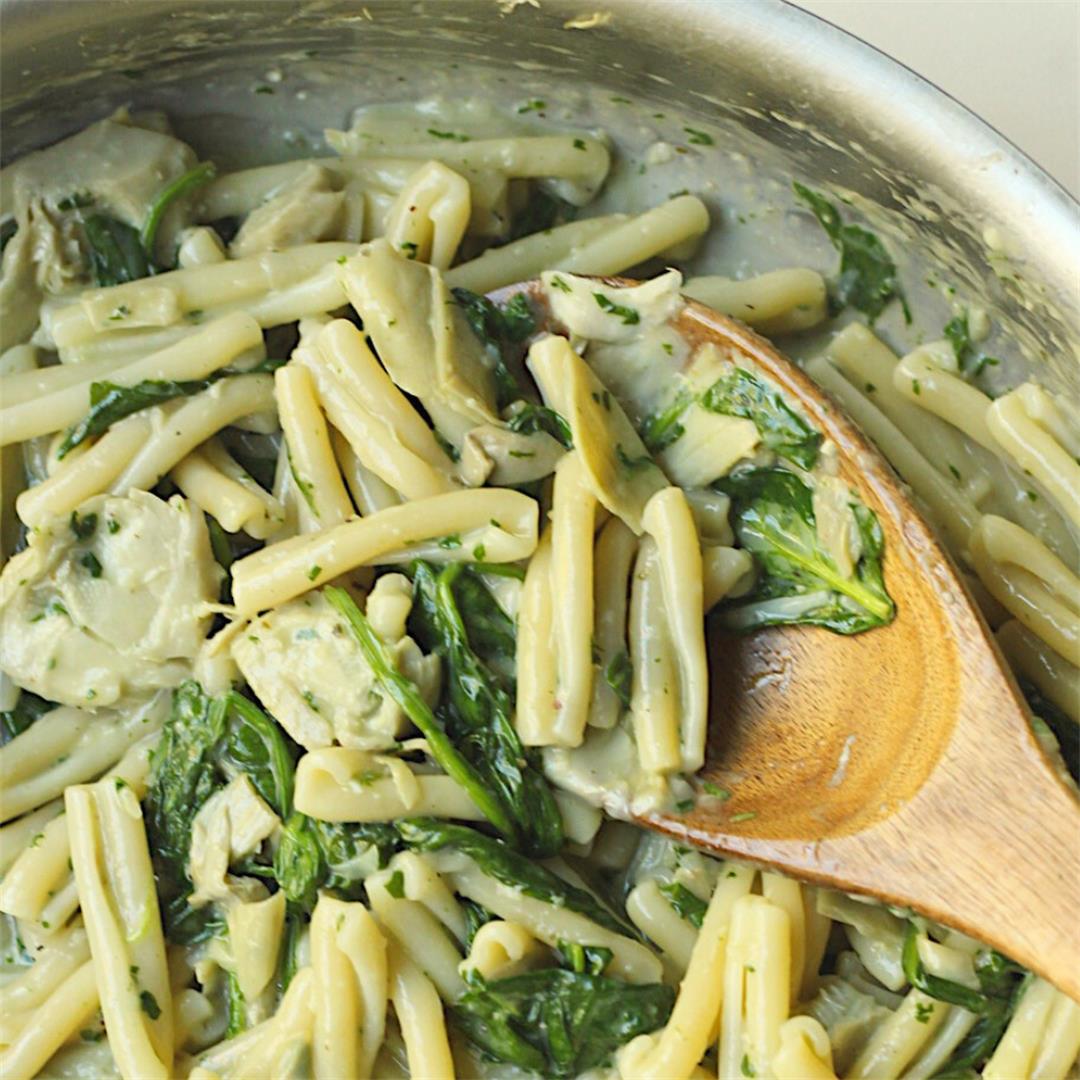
66,779,173,1079
0,96,1074,1080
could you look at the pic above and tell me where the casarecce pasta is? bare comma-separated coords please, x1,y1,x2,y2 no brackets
0,97,1076,1080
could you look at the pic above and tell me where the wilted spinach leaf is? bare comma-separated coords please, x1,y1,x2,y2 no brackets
397,819,631,937
701,367,822,470
452,287,537,408
658,881,707,928
717,467,895,634
83,214,151,286
324,586,522,846
453,967,674,1076
273,811,397,910
0,691,55,746
408,562,563,857
793,182,909,325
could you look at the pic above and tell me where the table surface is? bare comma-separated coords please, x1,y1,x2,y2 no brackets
792,0,1080,198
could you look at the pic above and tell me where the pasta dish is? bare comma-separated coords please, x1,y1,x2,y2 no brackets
0,99,1077,1080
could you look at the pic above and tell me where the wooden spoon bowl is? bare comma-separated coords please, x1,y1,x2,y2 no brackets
500,278,1080,998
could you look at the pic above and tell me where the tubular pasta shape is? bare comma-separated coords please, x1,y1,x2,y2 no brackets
683,268,827,335
893,343,997,451
0,312,263,447
310,894,388,1080
0,698,165,823
459,920,548,981
983,976,1059,1080
447,862,662,986
589,517,637,730
383,160,471,269
996,619,1080,724
626,878,698,973
66,780,173,1080
554,196,709,277
0,733,156,921
717,894,792,1080
16,412,154,529
642,487,707,772
771,1016,838,1080
275,363,353,531
172,438,285,539
230,487,538,615
109,375,276,496
619,864,755,1079
987,383,1080,531
515,528,559,746
294,747,485,823
0,959,99,1080
388,939,456,1080
331,429,403,515
970,515,1080,665
549,452,598,747
629,539,681,775
446,215,626,294
366,870,468,1002
846,987,948,1079
44,244,357,349
805,355,980,555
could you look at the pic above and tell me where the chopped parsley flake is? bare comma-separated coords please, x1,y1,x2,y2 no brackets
438,533,463,549
385,869,406,898
572,138,587,151
70,511,98,540
549,275,572,293
427,128,469,142
139,990,162,1019
684,127,714,146
79,551,103,578
702,781,732,801
307,565,322,581
593,292,640,325
615,444,653,472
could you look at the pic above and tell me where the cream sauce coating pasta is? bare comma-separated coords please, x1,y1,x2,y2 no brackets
0,93,1075,1080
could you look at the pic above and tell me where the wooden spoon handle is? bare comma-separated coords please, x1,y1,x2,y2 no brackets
869,650,1080,998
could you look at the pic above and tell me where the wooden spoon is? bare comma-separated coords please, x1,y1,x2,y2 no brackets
497,277,1080,999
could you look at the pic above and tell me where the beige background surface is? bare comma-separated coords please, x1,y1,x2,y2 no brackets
792,0,1080,197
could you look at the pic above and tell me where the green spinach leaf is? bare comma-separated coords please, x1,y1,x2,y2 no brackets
506,403,573,449
58,377,218,459
640,387,694,454
452,967,674,1076
83,214,151,286
658,881,707,928
323,586,522,846
397,819,632,938
0,691,55,747
144,682,298,941
273,811,397,910
944,311,1002,380
408,562,563,857
141,162,216,258
793,182,909,325
902,923,991,1013
452,287,537,409
701,367,822,470
717,467,895,634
